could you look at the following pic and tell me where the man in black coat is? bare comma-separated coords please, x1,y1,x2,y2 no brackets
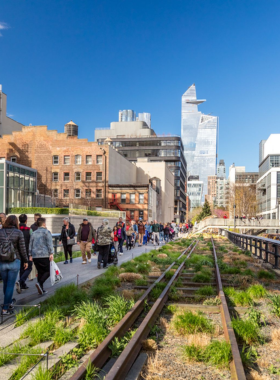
30,213,42,232
16,214,33,293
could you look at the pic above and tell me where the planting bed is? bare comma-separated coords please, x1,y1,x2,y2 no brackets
0,239,192,380
141,235,280,380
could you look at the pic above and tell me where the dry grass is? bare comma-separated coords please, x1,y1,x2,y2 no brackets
187,333,211,347
142,339,158,351
271,328,280,347
149,272,162,277
141,351,167,380
122,289,135,299
257,358,269,368
247,370,270,380
79,318,86,329
157,254,168,258
159,317,168,331
119,272,143,282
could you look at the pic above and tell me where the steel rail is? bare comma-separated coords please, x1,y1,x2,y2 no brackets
69,240,195,380
211,236,246,380
105,241,199,380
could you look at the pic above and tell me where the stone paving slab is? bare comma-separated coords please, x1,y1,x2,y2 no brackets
0,318,39,349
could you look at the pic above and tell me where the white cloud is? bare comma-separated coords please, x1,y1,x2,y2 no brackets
0,22,9,37
7,113,14,118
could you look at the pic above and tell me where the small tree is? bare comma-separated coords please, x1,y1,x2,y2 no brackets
197,199,212,222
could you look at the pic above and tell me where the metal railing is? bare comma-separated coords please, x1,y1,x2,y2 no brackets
194,218,280,232
224,230,280,269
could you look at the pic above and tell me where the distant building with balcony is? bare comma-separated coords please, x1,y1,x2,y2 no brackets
257,134,280,219
229,164,258,185
95,116,186,222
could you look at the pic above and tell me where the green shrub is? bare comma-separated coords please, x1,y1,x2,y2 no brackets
104,295,134,327
221,266,241,275
224,288,254,307
78,322,108,350
54,322,75,346
168,286,180,301
195,286,215,297
183,340,232,368
173,311,213,335
270,294,280,317
257,270,275,280
10,347,43,380
246,307,266,327
203,296,221,306
246,284,267,300
240,345,259,369
150,282,167,300
165,270,174,280
231,318,263,344
9,207,69,215
135,278,148,286
242,269,254,277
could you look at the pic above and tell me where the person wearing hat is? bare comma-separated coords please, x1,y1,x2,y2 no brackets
77,218,96,264
96,219,112,269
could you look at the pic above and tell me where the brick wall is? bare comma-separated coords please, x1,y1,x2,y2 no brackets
0,126,109,208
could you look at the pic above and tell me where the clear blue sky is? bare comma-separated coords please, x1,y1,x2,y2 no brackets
1,0,280,173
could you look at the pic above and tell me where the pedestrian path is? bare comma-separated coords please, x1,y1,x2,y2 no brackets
0,241,163,308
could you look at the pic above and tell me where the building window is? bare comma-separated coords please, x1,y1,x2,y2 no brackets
11,157,17,163
130,210,135,219
86,155,92,165
75,189,81,198
139,193,144,204
121,193,126,204
64,156,70,165
130,193,135,204
53,155,59,165
75,155,82,165
139,210,144,219
86,172,92,181
75,172,81,182
64,172,70,182
96,189,102,198
96,172,102,181
63,189,69,198
85,189,91,199
53,189,58,198
52,172,59,182
96,155,102,164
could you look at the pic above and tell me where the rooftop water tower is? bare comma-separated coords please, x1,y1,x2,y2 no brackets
64,120,78,137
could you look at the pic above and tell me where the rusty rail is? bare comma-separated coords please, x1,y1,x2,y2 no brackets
211,236,246,380
69,240,196,380
105,241,199,380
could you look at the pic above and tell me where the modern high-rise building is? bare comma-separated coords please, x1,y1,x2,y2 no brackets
137,113,151,128
181,84,218,203
118,110,136,122
217,159,226,178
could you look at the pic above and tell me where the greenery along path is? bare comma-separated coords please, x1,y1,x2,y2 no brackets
0,239,160,308
140,234,280,380
0,239,191,379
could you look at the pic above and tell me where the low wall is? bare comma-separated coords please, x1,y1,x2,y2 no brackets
14,214,119,234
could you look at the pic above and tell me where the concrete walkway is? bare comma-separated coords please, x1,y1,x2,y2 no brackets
0,241,163,308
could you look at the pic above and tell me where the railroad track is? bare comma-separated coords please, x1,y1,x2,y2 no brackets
68,237,248,380
69,240,197,380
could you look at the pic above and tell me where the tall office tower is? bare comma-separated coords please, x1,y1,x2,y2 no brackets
181,84,218,203
138,113,151,128
118,110,136,122
217,159,226,178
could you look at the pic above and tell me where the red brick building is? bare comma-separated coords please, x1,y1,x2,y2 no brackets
0,126,110,208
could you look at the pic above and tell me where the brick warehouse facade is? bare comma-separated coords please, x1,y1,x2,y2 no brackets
0,126,110,208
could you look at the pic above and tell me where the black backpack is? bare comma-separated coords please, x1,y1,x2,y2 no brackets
0,230,16,262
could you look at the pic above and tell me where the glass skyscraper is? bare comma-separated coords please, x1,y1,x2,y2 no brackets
181,84,218,203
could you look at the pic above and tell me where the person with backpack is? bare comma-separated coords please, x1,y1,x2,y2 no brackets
125,222,134,250
97,219,112,269
59,218,76,264
163,224,170,242
116,218,126,255
29,218,54,295
159,222,164,242
0,215,28,315
15,214,33,293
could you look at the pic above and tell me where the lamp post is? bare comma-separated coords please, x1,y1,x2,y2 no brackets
233,204,236,230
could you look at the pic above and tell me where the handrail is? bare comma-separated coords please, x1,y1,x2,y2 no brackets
224,230,280,269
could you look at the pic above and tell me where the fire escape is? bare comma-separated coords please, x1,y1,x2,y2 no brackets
109,194,131,221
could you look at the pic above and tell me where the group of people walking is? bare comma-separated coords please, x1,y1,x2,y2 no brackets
0,211,185,316
0,213,54,315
